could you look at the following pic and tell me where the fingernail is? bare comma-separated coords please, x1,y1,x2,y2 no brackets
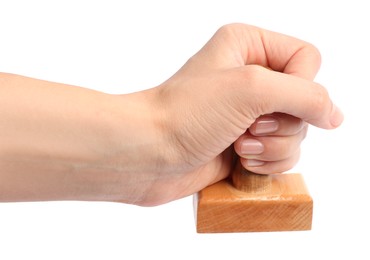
330,104,344,128
247,159,265,167
241,139,264,155
255,117,279,134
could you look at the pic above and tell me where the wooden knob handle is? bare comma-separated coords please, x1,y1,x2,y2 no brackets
232,161,272,193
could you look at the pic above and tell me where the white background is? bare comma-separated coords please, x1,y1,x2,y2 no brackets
0,0,368,259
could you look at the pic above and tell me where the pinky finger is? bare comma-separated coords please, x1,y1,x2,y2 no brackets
240,150,301,174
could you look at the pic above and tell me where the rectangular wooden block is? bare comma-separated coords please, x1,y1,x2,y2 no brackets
194,173,313,233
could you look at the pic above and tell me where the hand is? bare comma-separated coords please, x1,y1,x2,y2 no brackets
0,24,343,206
143,23,343,205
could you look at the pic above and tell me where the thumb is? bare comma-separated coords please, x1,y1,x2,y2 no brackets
237,66,343,129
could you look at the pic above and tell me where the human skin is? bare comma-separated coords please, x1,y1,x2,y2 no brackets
0,24,343,206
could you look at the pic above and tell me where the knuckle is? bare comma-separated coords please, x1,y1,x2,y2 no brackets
235,65,266,86
225,66,269,118
226,65,266,93
215,23,249,41
243,66,271,115
217,23,243,34
245,65,266,80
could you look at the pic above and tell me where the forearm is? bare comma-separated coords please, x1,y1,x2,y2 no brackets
0,73,164,203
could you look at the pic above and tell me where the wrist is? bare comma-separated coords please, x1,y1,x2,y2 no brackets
101,88,176,205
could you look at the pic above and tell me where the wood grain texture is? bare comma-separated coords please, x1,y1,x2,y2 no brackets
194,169,313,233
232,165,272,193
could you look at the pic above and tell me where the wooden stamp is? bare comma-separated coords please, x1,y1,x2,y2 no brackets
194,162,313,233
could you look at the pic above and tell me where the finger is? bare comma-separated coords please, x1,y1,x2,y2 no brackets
240,150,301,174
234,128,306,162
248,113,306,136
256,27,321,80
232,66,343,129
197,23,321,80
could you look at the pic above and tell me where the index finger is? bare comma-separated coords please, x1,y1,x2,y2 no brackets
199,23,321,80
